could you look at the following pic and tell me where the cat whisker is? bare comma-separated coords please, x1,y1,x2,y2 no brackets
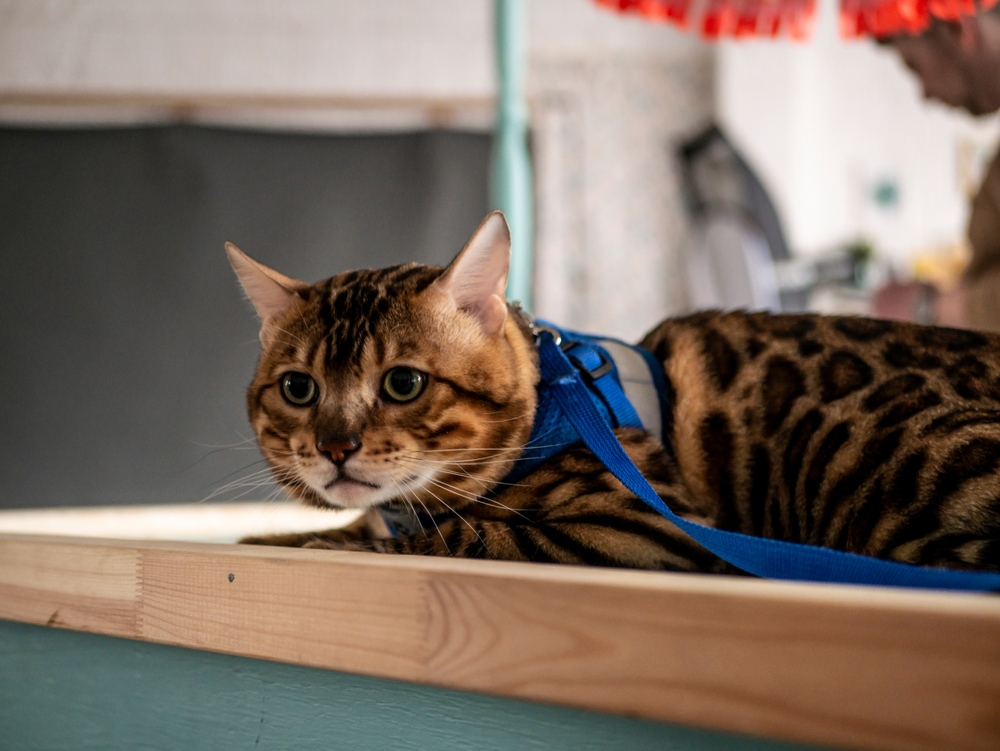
416,472,532,520
396,454,519,468
203,482,278,504
393,457,522,481
396,451,559,471
421,475,488,504
187,433,261,450
476,410,537,424
210,464,286,487
219,462,277,477
263,485,288,504
417,484,482,547
400,433,564,456
393,456,532,491
424,480,532,523
201,464,299,503
397,446,523,455
470,495,535,519
207,456,298,485
397,459,488,484
396,446,539,461
472,496,536,517
399,483,450,552
201,466,280,498
398,454,522,466
476,403,528,417
202,476,288,501
408,491,449,551
422,438,550,452
185,444,267,471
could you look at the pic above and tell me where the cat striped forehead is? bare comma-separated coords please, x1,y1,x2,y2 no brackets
299,263,444,369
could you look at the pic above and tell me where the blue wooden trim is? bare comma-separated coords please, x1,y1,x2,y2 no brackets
0,620,823,751
491,0,534,308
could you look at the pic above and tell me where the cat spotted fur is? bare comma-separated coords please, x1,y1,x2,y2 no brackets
229,212,1000,573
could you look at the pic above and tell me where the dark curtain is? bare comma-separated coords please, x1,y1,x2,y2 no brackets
0,125,490,508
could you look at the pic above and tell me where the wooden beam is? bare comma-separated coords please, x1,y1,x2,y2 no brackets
2,531,999,751
0,90,495,131
0,90,494,112
0,618,806,751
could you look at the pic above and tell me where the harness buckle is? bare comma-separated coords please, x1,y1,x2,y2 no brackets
510,301,564,348
563,343,613,383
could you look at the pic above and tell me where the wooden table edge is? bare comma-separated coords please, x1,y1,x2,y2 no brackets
2,531,999,751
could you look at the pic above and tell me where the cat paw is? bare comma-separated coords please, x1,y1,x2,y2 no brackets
238,529,354,547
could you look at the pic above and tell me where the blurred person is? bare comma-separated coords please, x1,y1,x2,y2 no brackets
887,8,1000,332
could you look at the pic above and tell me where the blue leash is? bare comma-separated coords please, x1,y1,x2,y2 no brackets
535,327,1000,591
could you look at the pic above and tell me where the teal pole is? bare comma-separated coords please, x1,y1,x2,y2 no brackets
491,0,534,308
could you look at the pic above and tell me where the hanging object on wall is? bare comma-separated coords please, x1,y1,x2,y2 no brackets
840,0,997,38
594,0,817,38
596,0,996,39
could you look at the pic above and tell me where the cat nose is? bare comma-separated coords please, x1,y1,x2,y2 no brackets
316,436,361,465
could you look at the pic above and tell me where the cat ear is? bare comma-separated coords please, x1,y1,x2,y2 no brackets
226,243,308,341
433,211,510,337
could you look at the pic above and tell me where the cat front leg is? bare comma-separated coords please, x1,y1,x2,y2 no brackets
239,508,389,547
295,516,531,560
294,515,487,556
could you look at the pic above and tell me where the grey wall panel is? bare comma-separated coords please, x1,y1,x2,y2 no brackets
0,125,490,508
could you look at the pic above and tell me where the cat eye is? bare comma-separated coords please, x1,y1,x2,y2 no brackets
280,372,318,406
382,367,426,403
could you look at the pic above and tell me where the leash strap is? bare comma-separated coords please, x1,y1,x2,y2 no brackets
537,329,1000,591
500,328,660,485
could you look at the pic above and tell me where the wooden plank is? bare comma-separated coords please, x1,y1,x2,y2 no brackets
0,537,138,638
0,91,495,135
0,619,812,751
0,90,493,110
137,546,429,679
1,532,999,751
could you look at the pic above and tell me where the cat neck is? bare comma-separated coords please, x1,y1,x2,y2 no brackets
502,301,542,406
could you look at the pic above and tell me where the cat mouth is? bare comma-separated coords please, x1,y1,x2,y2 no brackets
324,473,380,490
315,469,432,511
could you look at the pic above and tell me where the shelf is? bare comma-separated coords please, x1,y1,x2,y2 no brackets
1,503,999,751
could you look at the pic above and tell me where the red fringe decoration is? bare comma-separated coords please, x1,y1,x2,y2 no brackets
841,0,997,37
594,0,815,38
596,0,996,38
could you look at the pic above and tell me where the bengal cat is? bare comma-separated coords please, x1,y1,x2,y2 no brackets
228,212,1000,574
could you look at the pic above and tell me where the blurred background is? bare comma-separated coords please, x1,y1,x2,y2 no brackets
0,0,995,509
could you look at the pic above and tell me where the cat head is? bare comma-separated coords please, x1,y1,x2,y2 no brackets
227,212,539,513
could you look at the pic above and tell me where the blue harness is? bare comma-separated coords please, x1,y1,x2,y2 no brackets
382,318,1000,591
379,322,665,537
500,323,670,485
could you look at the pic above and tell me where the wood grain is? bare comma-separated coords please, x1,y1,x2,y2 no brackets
0,537,138,637
2,531,999,751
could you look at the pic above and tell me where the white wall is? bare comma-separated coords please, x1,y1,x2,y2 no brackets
530,0,707,62
717,0,999,266
0,0,495,130
529,0,714,338
0,0,714,339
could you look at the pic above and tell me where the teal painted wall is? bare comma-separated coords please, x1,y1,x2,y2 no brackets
0,620,825,751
